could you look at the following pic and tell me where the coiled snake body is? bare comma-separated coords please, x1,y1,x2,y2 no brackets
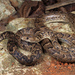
0,12,75,65
0,30,42,65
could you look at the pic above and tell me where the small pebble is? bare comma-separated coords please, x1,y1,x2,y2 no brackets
68,66,72,70
46,62,50,66
64,63,68,66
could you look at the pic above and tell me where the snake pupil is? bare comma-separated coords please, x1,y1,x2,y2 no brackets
26,37,29,39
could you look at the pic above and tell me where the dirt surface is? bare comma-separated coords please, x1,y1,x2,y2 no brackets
41,58,75,75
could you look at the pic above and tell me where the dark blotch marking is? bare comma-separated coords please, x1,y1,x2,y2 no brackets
63,54,65,58
57,38,62,45
52,49,60,54
35,50,39,54
66,54,72,61
34,28,40,33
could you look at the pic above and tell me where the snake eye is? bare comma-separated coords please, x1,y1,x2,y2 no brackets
26,37,29,39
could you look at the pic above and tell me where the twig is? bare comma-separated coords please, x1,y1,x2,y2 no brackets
46,0,75,10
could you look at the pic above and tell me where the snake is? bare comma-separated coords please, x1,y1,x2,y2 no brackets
0,11,75,65
0,30,42,65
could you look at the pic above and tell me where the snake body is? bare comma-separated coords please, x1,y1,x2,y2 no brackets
0,12,75,65
0,31,42,65
34,26,75,62
21,24,75,62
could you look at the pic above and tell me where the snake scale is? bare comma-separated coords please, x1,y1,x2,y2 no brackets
0,12,75,65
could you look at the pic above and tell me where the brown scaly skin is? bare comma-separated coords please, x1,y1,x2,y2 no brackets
21,18,75,63
0,31,42,66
